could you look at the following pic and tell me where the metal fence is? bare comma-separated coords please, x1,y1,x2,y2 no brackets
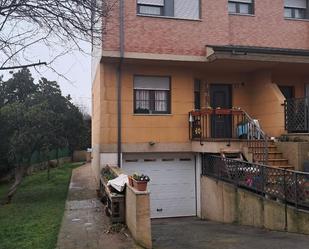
202,154,309,210
30,148,70,164
284,97,309,133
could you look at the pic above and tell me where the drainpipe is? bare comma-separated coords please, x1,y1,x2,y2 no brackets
117,0,125,167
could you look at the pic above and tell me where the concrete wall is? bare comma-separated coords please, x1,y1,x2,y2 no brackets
126,185,152,249
276,142,309,171
201,176,309,235
247,70,285,137
73,151,91,163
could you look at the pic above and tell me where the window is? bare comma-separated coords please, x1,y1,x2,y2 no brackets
134,76,171,114
228,0,254,15
137,0,200,19
137,0,164,16
284,0,307,19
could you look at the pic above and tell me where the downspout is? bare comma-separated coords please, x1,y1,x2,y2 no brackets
117,0,124,167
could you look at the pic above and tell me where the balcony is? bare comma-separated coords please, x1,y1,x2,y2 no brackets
189,108,261,141
284,97,309,133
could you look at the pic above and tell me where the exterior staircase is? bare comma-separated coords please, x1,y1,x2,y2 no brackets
248,140,294,170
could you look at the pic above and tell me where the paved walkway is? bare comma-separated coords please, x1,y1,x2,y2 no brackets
56,163,136,249
152,217,309,249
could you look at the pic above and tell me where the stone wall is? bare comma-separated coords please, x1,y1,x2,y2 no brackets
201,176,309,235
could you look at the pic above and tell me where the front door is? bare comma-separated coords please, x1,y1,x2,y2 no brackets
210,84,232,138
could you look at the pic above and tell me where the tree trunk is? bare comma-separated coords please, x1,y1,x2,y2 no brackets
56,148,59,167
5,165,25,204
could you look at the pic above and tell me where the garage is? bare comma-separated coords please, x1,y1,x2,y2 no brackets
122,153,197,218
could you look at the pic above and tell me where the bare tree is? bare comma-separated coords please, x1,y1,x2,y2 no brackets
0,0,116,70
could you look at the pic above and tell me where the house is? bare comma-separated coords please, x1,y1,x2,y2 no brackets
91,0,309,219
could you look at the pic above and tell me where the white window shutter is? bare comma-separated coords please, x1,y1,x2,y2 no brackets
134,76,170,90
137,0,164,6
285,0,307,9
174,0,200,19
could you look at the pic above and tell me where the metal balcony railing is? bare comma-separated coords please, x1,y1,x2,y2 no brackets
189,108,269,164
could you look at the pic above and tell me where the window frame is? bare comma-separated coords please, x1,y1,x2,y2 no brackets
284,0,308,19
136,0,201,20
137,3,164,16
284,7,307,19
133,75,172,115
228,0,254,15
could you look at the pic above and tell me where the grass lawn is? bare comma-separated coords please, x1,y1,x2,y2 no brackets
0,162,83,249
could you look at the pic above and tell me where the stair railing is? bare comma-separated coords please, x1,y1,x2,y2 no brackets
242,110,269,165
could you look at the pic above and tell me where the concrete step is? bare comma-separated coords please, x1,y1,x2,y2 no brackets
249,146,277,153
255,152,283,159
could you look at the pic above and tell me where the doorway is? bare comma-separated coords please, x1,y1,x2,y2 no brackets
210,84,232,138
278,85,295,100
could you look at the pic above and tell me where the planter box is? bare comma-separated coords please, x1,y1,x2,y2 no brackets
214,109,232,115
128,176,133,187
231,110,243,115
133,179,148,191
200,108,213,115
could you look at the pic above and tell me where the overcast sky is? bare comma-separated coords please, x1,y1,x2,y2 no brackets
2,42,92,115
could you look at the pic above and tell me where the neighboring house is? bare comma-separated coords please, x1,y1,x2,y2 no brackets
92,0,309,219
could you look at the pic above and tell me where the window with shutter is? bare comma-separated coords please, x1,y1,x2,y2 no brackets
137,0,200,20
228,0,254,15
134,76,171,114
284,0,307,19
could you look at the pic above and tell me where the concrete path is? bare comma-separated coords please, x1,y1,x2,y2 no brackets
56,163,136,249
152,217,309,249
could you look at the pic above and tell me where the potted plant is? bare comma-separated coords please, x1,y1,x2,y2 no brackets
132,173,150,191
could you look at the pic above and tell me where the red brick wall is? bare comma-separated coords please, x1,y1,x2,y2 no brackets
102,0,309,56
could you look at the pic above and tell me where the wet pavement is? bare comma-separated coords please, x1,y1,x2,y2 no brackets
56,163,137,249
152,217,309,249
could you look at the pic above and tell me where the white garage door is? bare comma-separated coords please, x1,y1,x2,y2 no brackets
122,153,196,218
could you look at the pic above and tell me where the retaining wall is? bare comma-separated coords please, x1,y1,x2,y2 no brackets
201,176,309,235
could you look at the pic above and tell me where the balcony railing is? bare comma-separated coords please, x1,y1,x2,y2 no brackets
189,108,269,164
189,108,247,140
285,97,309,133
202,155,309,210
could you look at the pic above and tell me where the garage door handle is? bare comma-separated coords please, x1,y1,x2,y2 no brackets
157,208,163,212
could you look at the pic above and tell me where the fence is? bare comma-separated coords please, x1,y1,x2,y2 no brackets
285,97,309,133
202,154,309,210
30,148,70,164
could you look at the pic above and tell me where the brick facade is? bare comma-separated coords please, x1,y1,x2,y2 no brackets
103,0,309,56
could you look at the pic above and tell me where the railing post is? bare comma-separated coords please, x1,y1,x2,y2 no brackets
235,159,239,187
264,139,269,165
188,112,191,140
295,173,298,209
283,170,288,231
261,166,265,195
306,97,309,132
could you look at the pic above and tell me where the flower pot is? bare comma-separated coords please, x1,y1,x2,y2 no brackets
128,176,133,187
133,179,148,191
